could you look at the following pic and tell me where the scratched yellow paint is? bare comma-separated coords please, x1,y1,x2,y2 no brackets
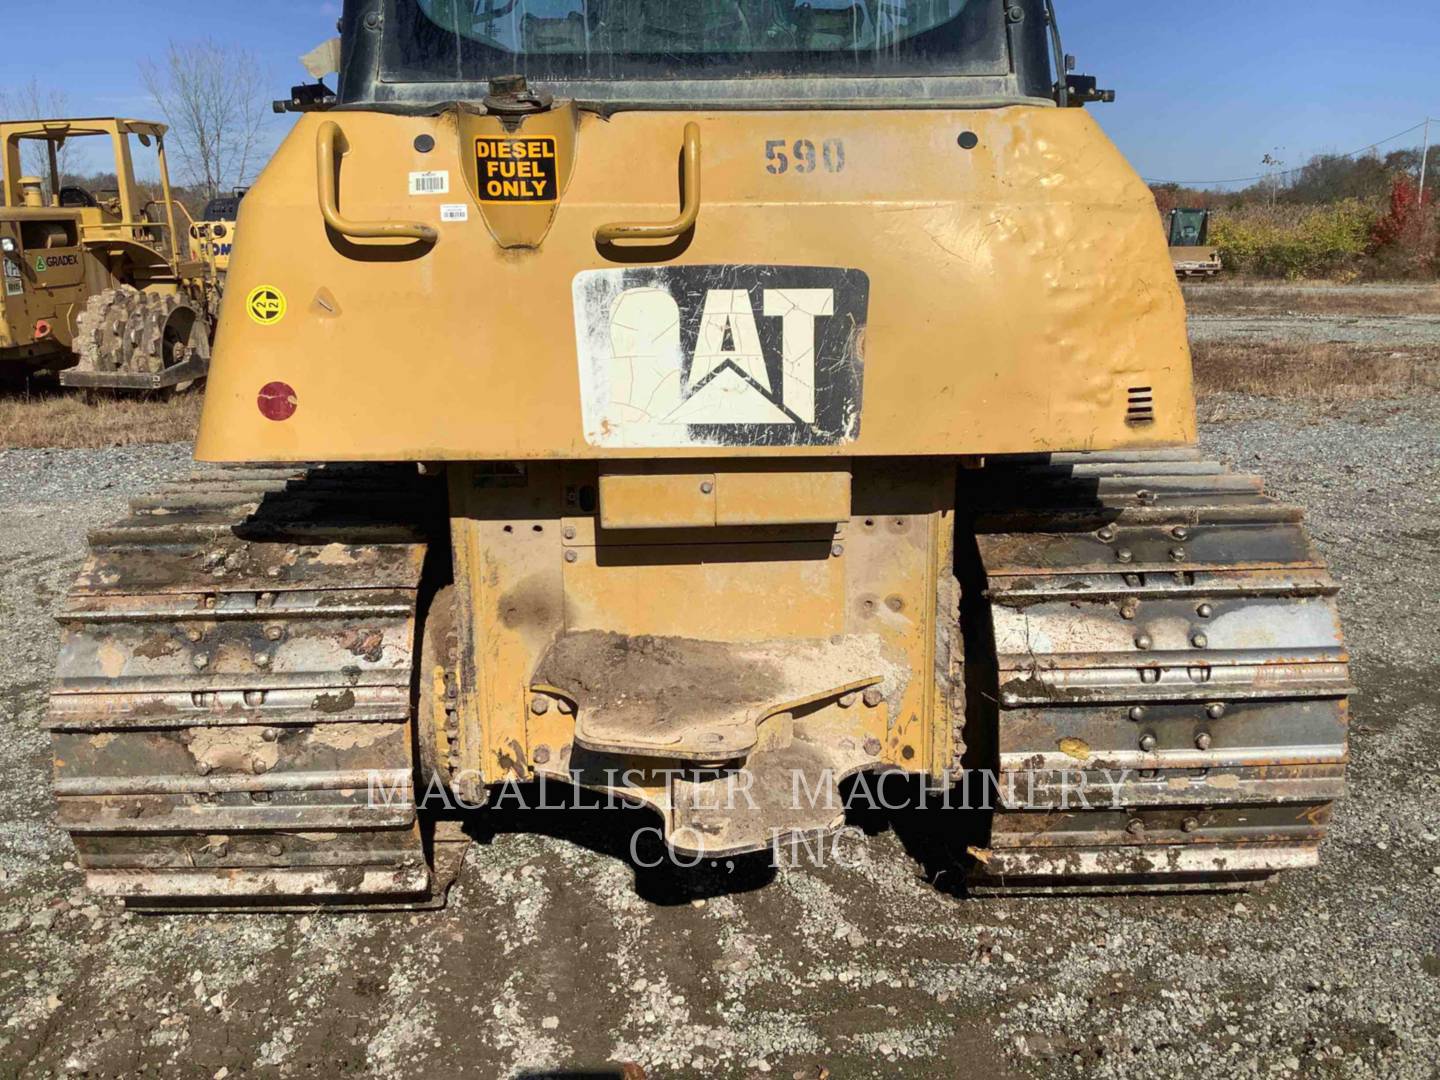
196,105,1193,462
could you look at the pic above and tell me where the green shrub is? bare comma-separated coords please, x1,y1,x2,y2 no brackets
1210,201,1379,279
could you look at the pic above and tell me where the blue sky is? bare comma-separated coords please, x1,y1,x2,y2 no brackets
1062,2,1438,187
1,1,1435,188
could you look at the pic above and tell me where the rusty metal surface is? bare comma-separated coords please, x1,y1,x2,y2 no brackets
534,629,894,761
520,627,901,856
46,465,460,911
990,802,1332,848
548,726,882,860
994,764,1348,810
999,697,1349,773
978,519,1321,575
83,865,431,899
976,843,1319,884
965,451,1350,892
984,568,1335,603
667,741,866,857
449,459,958,793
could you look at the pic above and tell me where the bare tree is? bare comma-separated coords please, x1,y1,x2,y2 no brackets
0,78,75,192
140,40,269,200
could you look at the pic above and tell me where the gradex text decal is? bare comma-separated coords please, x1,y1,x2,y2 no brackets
573,266,868,448
33,253,79,273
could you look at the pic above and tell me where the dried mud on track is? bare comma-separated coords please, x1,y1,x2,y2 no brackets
2,376,1439,1074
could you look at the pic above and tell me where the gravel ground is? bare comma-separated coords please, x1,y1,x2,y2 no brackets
1188,313,1440,346
1186,282,1440,299
1,368,1437,1076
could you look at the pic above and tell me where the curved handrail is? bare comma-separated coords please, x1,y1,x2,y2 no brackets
316,120,438,244
595,122,701,244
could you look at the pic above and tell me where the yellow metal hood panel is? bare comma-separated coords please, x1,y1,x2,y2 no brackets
196,106,1194,462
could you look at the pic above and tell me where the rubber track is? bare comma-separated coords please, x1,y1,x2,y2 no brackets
46,464,447,910
963,449,1351,893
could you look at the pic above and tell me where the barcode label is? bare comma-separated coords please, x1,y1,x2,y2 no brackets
440,204,470,222
409,170,450,196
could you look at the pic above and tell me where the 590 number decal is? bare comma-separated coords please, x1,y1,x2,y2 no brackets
765,138,847,175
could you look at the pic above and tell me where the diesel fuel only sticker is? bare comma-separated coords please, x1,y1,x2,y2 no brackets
475,136,558,203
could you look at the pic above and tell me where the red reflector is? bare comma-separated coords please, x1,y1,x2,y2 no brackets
257,382,298,421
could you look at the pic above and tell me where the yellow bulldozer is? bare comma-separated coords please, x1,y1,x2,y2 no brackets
0,117,213,390
47,0,1349,909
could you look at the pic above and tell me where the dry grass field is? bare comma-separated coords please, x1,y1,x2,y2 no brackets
1183,281,1440,317
0,388,203,450
1191,340,1440,402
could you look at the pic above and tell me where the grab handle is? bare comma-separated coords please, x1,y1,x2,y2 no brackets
317,121,439,244
595,123,701,244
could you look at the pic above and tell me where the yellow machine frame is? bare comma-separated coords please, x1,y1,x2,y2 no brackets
45,5,1348,907
197,105,1193,462
190,98,1196,809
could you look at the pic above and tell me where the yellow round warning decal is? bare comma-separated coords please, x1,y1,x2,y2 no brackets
246,285,287,326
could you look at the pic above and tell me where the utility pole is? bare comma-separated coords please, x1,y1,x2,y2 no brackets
1262,151,1285,205
1419,117,1432,206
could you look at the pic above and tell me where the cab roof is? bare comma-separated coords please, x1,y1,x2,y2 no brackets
0,118,168,141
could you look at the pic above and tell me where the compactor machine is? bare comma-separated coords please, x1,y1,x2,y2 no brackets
48,0,1350,909
0,118,213,389
1168,207,1223,279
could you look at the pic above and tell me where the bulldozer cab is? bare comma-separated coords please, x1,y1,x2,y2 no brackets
250,0,1095,462
201,189,247,223
1168,207,1211,248
375,0,1023,96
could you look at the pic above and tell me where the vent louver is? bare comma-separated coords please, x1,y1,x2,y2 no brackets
1126,386,1155,425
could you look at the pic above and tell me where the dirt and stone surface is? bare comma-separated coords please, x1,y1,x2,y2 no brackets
1184,281,1440,346
1,298,1438,1078
1187,311,1440,347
